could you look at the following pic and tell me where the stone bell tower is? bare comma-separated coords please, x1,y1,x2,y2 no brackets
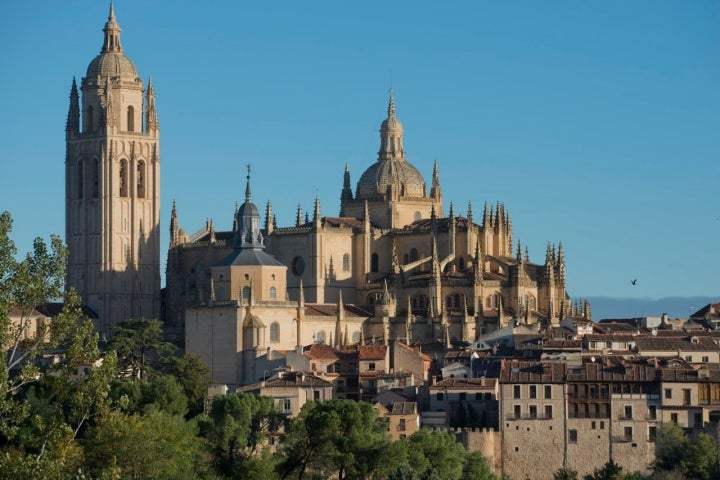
65,5,160,334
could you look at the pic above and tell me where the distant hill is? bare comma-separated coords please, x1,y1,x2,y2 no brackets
586,296,717,322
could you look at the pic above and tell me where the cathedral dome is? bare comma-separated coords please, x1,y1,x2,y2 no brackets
86,53,138,81
238,200,260,218
85,5,138,82
355,158,426,199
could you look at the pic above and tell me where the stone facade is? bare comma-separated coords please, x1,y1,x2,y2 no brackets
65,6,160,334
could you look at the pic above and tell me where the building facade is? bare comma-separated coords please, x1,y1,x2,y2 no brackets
65,6,161,333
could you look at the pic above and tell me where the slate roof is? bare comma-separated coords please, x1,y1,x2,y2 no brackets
304,304,374,318
215,248,285,267
432,377,497,389
263,371,332,388
566,362,658,382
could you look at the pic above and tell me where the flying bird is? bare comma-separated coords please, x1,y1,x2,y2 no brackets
631,279,637,285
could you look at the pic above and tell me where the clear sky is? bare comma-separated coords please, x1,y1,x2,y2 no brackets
0,1,718,301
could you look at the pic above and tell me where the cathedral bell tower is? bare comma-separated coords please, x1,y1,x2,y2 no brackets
65,5,160,334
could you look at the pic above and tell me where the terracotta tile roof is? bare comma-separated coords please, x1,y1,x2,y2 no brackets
584,333,635,341
566,362,658,382
390,401,418,415
263,371,332,388
395,341,433,361
691,303,720,318
432,377,497,389
499,360,566,383
9,302,97,319
634,335,720,352
305,344,340,360
359,345,387,360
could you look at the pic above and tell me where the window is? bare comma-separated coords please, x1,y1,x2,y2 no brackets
409,248,419,262
269,286,277,299
600,421,605,430
544,385,552,399
352,331,360,343
513,405,521,419
664,388,672,399
624,406,633,419
513,385,521,399
77,160,84,198
529,405,537,418
545,405,553,419
702,356,709,363
242,286,251,300
85,105,93,132
686,356,693,362
269,322,279,342
136,160,145,198
91,159,99,197
342,253,350,271
671,413,678,424
127,105,134,132
437,392,443,401
568,429,578,443
649,426,657,442
624,426,633,441
475,393,482,401
369,362,376,371
648,405,657,420
694,412,702,427
371,253,379,273
414,211,421,221
119,159,128,197
314,390,320,401
398,418,406,431
591,421,596,429
281,398,291,413
529,385,537,399
682,389,691,405
315,330,325,343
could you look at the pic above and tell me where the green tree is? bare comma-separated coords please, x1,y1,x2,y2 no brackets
171,353,210,417
406,429,467,480
280,399,394,480
83,409,211,479
554,466,579,480
108,317,176,379
681,433,718,480
463,451,498,480
654,422,689,472
197,392,280,478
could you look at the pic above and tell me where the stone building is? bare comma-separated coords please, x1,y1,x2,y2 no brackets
65,5,161,334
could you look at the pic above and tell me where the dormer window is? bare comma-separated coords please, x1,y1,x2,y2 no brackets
691,336,700,344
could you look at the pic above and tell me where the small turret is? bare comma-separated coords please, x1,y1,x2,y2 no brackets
145,77,159,131
66,78,80,136
169,200,178,247
296,203,303,227
340,163,353,214
265,201,273,234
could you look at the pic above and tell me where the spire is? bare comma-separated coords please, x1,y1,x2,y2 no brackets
232,202,239,231
340,162,353,211
296,203,303,227
449,201,454,220
313,196,321,224
430,160,442,200
66,78,80,135
482,201,489,228
101,2,123,54
378,89,405,162
169,200,178,247
524,246,529,263
145,77,159,131
363,200,370,231
406,296,413,344
516,240,522,262
265,201,273,234
244,164,252,203
474,237,483,285
467,201,473,223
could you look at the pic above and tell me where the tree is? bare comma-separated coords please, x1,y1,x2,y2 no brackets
554,466,579,480
681,433,718,480
170,353,210,417
406,429,467,480
654,422,689,472
463,451,498,480
83,410,212,479
197,392,280,478
279,399,394,480
108,317,176,380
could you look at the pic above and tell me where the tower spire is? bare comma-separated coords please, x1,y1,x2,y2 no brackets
102,2,123,54
66,78,80,135
245,164,252,202
378,89,405,162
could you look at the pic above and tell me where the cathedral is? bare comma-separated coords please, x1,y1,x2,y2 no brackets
65,5,160,334
66,7,582,386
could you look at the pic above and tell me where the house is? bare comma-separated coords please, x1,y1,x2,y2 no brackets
259,371,333,417
387,402,420,440
429,376,498,428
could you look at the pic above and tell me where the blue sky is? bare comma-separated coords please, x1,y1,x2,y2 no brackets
0,1,718,301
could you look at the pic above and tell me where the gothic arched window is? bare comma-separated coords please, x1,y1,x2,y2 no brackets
91,159,99,198
342,254,350,272
316,330,326,344
136,160,146,198
409,248,419,262
371,253,379,273
270,322,280,342
85,105,93,133
270,286,277,300
127,105,134,132
119,159,128,197
242,286,251,301
77,160,84,199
